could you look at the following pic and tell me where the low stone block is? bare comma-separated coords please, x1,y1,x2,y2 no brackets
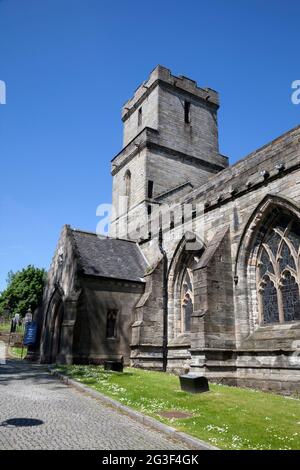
179,374,209,393
104,361,123,372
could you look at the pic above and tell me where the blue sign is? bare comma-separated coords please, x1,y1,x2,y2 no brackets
23,321,37,346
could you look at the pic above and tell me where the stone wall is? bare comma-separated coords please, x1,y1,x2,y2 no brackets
157,84,223,164
123,86,159,147
110,65,228,241
39,225,79,363
38,63,300,393
134,124,300,392
116,66,300,392
131,259,165,369
73,277,144,365
39,227,146,365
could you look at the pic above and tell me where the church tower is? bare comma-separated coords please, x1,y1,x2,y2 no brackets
110,65,228,239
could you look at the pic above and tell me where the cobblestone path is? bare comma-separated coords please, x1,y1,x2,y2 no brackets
0,359,188,450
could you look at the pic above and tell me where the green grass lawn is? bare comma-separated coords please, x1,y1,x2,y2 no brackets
0,322,11,333
56,365,300,450
8,346,27,359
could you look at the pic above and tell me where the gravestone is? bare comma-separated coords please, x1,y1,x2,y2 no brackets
179,373,209,393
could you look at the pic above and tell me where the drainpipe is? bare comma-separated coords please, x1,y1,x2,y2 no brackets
158,228,168,372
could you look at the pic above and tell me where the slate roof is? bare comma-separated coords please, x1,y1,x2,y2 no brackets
71,228,147,283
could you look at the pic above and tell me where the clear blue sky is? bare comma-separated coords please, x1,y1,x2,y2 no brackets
0,0,299,291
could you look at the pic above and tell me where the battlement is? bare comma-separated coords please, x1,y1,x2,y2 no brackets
122,65,219,122
111,65,225,236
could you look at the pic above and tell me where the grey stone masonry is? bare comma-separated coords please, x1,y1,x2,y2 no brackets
134,123,300,392
110,65,228,239
38,64,300,395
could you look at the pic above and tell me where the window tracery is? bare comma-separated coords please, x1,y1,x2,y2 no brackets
257,214,300,324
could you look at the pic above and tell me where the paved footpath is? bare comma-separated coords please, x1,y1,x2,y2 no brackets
0,359,188,450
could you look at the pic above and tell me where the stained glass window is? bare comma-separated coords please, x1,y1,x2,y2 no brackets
265,230,281,257
257,213,300,324
287,222,300,253
259,248,274,277
281,273,300,322
279,242,296,272
277,215,290,232
261,277,279,324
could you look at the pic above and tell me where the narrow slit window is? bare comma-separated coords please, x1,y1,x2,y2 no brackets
106,309,118,338
138,107,142,126
184,101,191,124
170,211,175,230
124,170,131,208
147,180,154,199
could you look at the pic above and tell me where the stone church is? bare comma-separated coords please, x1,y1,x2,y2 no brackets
34,65,300,394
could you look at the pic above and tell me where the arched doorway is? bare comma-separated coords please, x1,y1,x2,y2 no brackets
41,287,65,364
49,300,64,363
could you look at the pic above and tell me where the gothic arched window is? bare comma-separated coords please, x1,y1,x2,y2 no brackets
181,268,193,332
257,214,300,324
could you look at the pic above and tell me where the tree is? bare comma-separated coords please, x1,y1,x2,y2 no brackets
0,265,46,318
